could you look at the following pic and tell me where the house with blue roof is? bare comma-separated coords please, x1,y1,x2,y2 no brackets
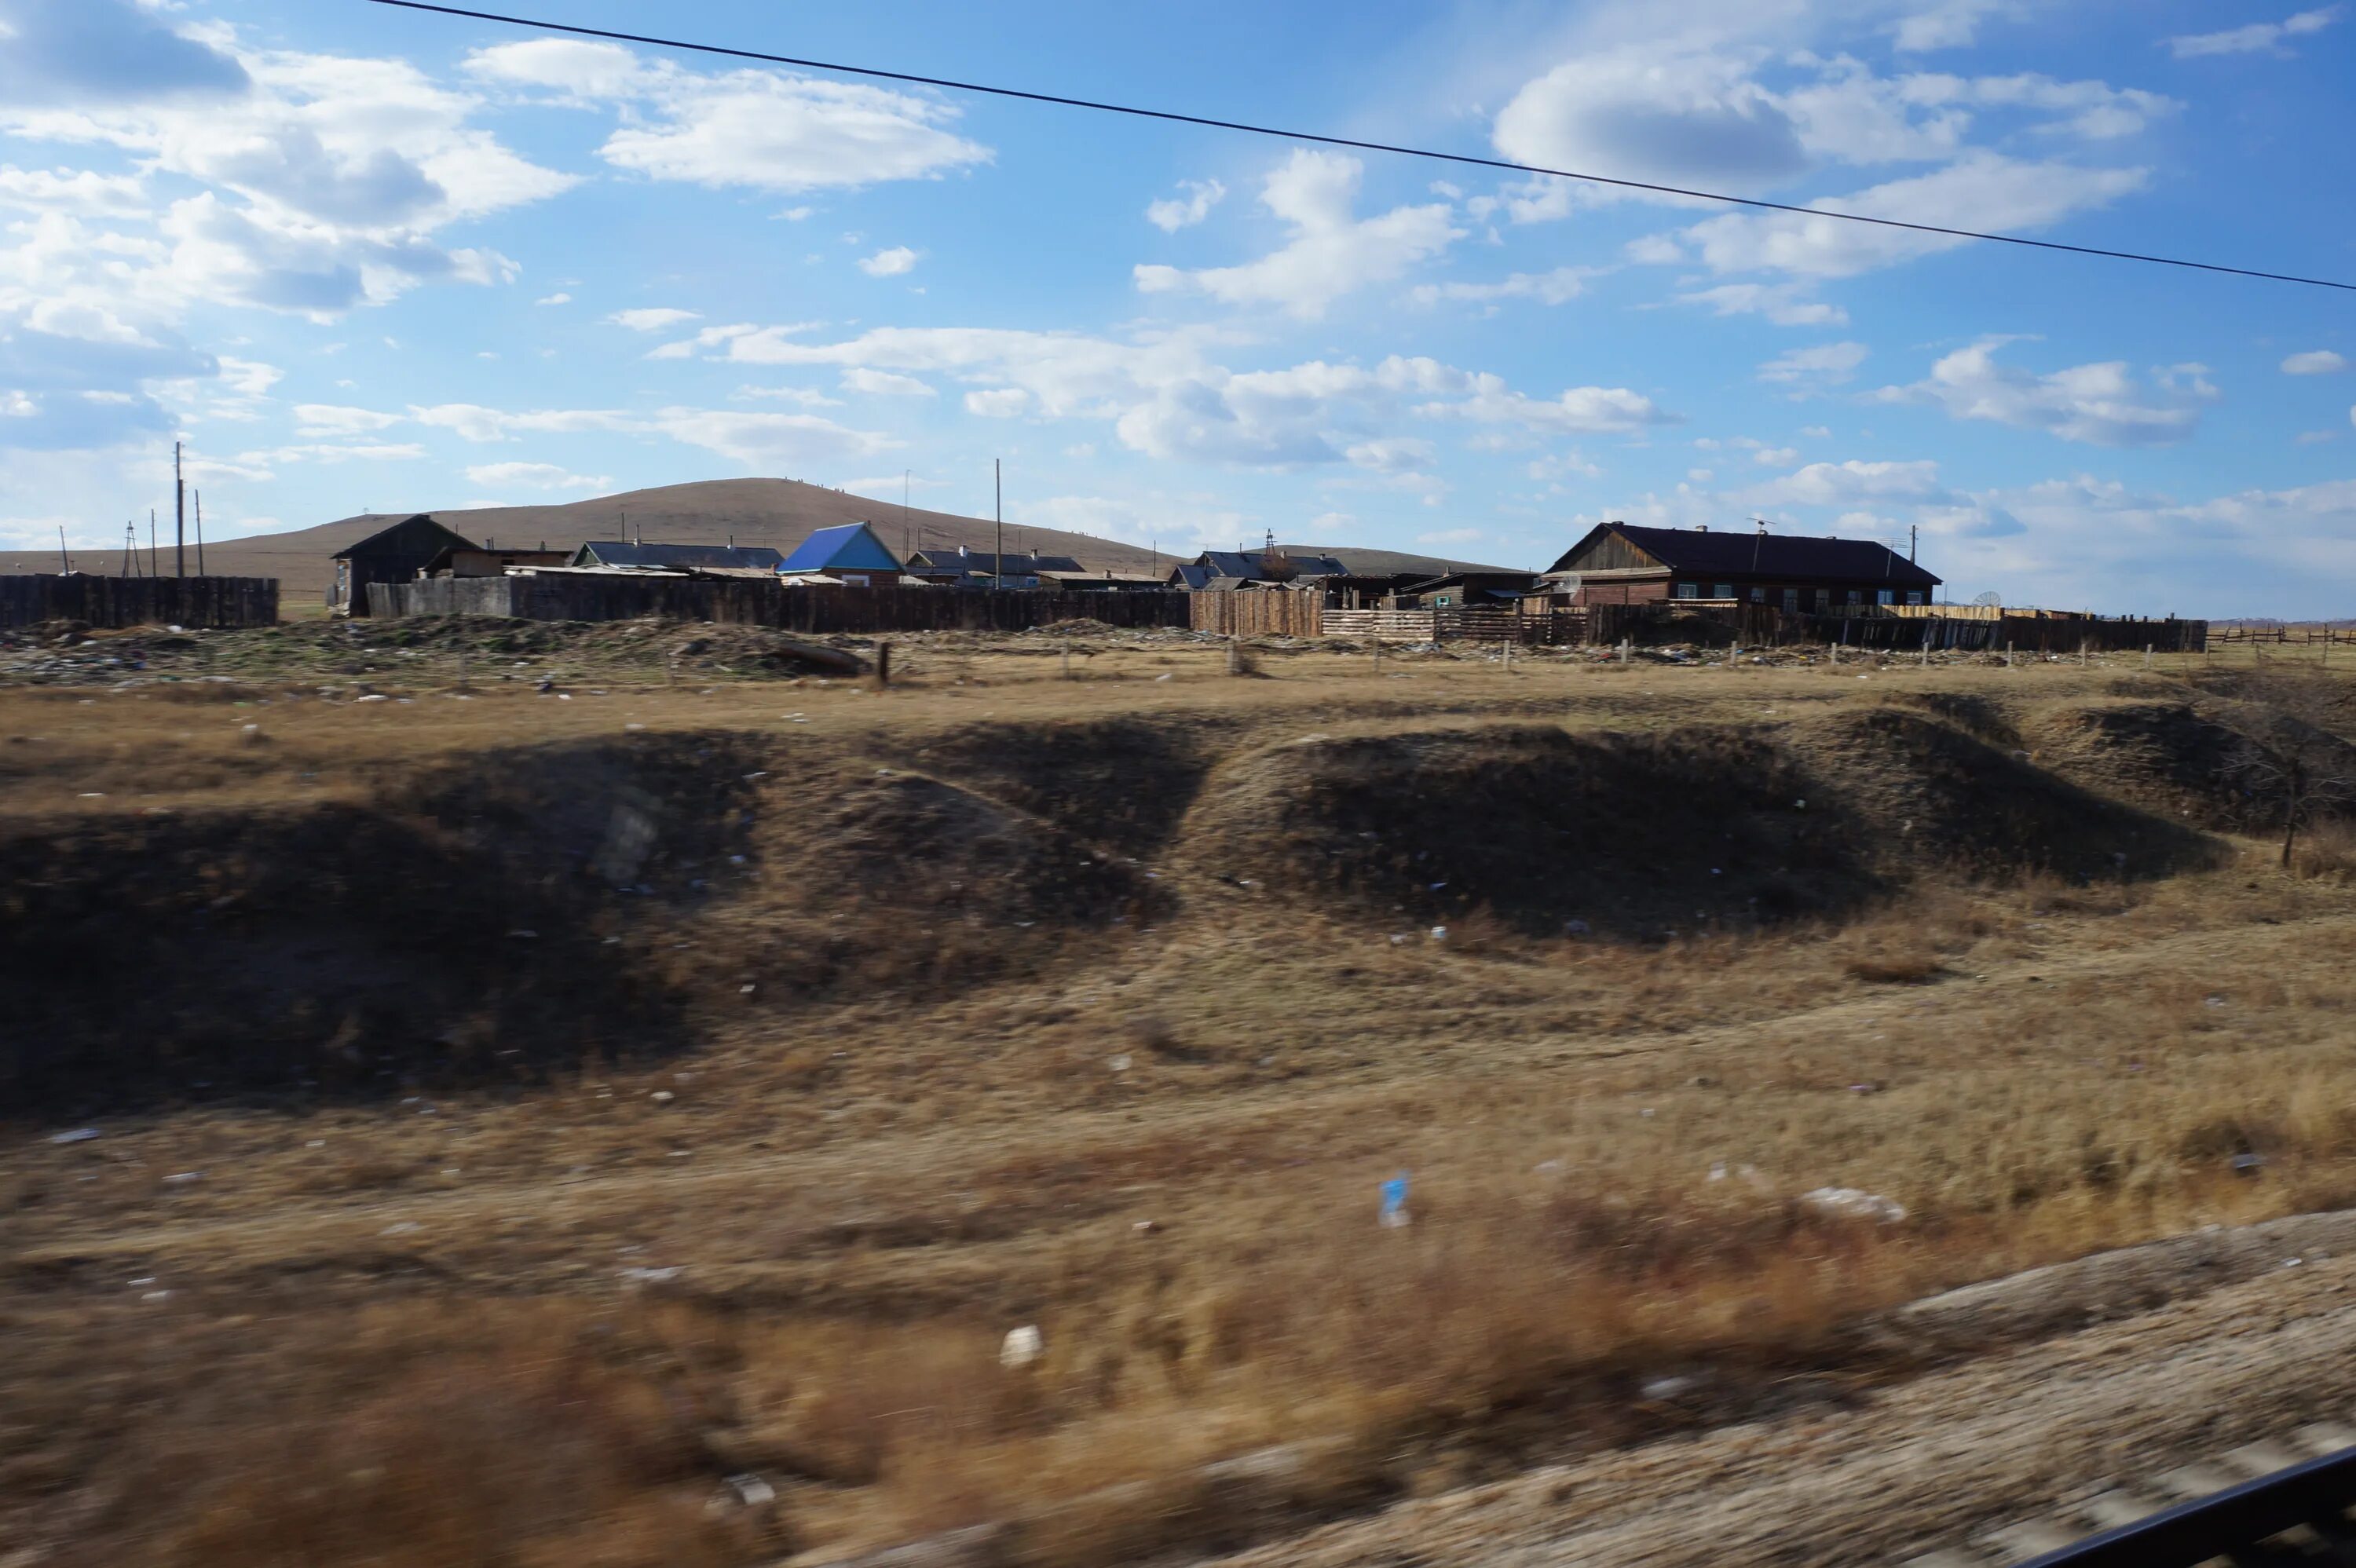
777,521,907,585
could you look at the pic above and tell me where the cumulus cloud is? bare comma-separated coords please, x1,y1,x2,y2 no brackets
535,291,571,305
1411,266,1593,306
1493,49,1813,196
607,307,701,331
1876,340,2216,447
2164,8,2340,58
466,39,990,193
1673,154,2148,277
1133,150,1460,319
964,387,1030,417
1674,281,1849,326
2283,349,2350,375
841,367,935,397
1759,342,1869,386
409,398,894,467
1146,178,1225,232
858,246,919,277
465,460,611,490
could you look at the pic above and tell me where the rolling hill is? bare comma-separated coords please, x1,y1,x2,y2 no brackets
3,479,1171,604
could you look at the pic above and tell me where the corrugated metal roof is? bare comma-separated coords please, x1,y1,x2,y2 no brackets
1549,524,1941,588
906,547,1085,576
780,522,903,574
569,540,786,572
1187,549,1352,583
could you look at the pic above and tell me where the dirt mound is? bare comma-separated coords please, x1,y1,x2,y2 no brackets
903,717,1215,857
1799,707,2218,880
1178,723,1880,936
1882,691,2021,748
2026,695,2356,833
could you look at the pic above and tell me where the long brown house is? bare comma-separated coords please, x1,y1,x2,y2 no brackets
1544,522,1941,611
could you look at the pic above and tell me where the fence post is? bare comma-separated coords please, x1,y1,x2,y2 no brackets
2005,641,2014,669
1372,636,1381,676
1062,642,1073,681
875,641,892,690
2144,643,2152,671
1618,637,1630,667
1227,636,1241,675
2080,638,2088,667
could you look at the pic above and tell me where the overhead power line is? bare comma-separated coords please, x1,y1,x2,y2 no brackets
368,0,2356,294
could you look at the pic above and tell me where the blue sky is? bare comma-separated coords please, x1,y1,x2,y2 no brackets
2,0,2353,613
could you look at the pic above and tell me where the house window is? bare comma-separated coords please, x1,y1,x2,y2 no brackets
1905,590,1925,605
1712,582,1732,599
841,574,870,587
1674,582,1699,599
1846,590,1862,605
1751,587,1766,603
1782,587,1799,612
1877,589,1896,605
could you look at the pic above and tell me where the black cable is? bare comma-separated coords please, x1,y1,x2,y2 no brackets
367,0,2356,294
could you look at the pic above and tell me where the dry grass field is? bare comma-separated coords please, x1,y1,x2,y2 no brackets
4,620,2355,1566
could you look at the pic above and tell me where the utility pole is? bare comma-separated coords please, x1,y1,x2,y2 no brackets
993,458,1003,591
57,524,70,574
149,510,159,578
174,440,185,579
1909,524,1918,564
902,468,911,560
195,489,206,575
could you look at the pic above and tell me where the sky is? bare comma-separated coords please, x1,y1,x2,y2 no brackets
2,0,2353,614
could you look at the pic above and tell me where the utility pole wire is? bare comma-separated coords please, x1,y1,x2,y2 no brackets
367,0,2356,294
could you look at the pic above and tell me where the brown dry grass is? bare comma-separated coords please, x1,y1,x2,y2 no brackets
6,643,2356,1567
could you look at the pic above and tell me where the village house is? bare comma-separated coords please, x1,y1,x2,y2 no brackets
1166,546,1350,590
1541,522,1941,611
903,546,1084,589
420,543,569,579
564,540,786,575
777,522,907,585
329,514,477,615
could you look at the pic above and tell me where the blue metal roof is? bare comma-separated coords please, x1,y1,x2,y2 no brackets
781,522,904,574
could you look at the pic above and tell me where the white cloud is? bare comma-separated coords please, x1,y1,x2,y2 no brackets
1743,458,1950,508
858,245,919,277
1412,266,1593,306
1877,340,2216,447
2164,8,2340,58
1674,282,1849,327
0,165,147,215
1345,437,1437,473
1133,150,1460,319
1759,341,1869,385
1675,154,2148,278
1752,445,1800,465
236,441,426,464
469,41,991,194
964,387,1030,417
465,461,610,490
1493,49,1813,196
607,307,701,332
534,291,571,305
1891,2,2015,52
842,367,935,397
2283,349,2350,375
294,403,402,437
1146,178,1225,232
737,384,842,407
411,397,892,466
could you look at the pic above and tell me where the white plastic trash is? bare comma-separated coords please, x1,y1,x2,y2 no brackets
1000,1325,1044,1369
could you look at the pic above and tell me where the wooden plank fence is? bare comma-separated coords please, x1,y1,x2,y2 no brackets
1585,600,2207,653
1188,590,1322,638
1321,609,1434,641
0,574,279,630
373,576,1194,632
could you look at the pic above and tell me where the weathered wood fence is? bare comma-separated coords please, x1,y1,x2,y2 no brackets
0,574,279,630
1584,601,2206,653
1188,590,1322,638
371,576,1195,632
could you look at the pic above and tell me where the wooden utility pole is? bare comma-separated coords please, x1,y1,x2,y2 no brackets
993,459,1003,591
149,511,159,577
57,524,69,574
194,489,206,576
174,440,185,579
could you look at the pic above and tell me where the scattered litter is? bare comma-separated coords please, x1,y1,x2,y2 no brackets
1794,799,1805,810
1001,1325,1044,1369
381,1221,421,1236
1641,1374,1701,1401
2204,996,2226,1009
1154,673,1172,682
1388,934,1410,945
1708,1162,1728,1182
2231,1152,2266,1175
1564,919,1590,936
625,722,646,731
649,1089,676,1104
1799,1186,1907,1224
1533,1159,1564,1175
620,1265,683,1283
78,791,104,799
1107,1054,1132,1073
142,1290,172,1303
353,693,390,703
1379,1172,1411,1229
1132,1219,1162,1235
49,1128,99,1145
163,1171,202,1185
738,983,757,995
128,1277,155,1288
2286,1257,2304,1268
1429,925,1447,941
723,1474,774,1508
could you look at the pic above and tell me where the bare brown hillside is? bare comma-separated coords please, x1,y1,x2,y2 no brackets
1,478,1168,602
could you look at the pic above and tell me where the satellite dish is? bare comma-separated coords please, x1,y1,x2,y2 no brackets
1973,591,2003,608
